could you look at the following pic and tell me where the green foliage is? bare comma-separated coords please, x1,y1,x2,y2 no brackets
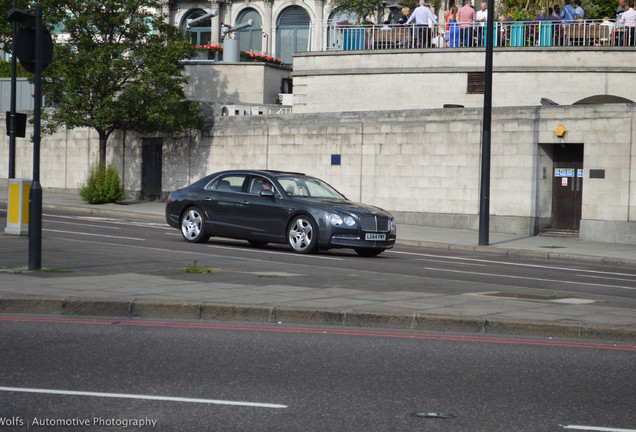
184,260,212,274
80,164,127,204
37,0,204,167
0,61,30,78
329,0,386,21
501,0,610,19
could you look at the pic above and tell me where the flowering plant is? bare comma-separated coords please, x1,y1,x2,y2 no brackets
195,44,223,52
506,9,535,21
240,50,282,64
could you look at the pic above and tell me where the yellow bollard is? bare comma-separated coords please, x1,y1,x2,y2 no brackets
5,179,32,235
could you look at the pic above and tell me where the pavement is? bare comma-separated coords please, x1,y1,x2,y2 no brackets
1,186,636,343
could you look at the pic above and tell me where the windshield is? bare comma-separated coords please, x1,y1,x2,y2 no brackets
277,176,345,199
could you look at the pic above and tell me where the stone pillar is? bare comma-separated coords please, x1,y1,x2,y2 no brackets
314,0,325,52
210,0,223,45
263,0,274,55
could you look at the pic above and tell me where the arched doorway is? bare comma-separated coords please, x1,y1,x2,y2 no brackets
326,11,358,50
181,9,212,46
237,9,263,53
276,6,311,64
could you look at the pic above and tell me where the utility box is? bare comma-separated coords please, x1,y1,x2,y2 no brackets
278,93,293,105
5,178,31,235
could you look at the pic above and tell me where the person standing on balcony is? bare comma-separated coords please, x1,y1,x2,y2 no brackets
445,7,460,47
621,1,636,45
397,7,411,25
561,0,577,22
552,4,561,20
618,0,627,16
406,0,437,47
574,0,585,19
476,2,488,46
457,0,476,47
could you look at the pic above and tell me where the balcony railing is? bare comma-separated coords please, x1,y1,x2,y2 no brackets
317,19,634,51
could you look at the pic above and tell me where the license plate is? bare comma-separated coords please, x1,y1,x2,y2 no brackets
365,233,386,241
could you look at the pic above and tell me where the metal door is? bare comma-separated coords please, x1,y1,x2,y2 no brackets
141,138,162,198
551,144,583,230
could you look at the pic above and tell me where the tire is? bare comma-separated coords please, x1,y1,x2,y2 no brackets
355,248,384,257
248,240,268,248
180,207,210,243
287,215,318,254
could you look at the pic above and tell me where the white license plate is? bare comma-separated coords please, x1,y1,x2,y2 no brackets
365,233,386,241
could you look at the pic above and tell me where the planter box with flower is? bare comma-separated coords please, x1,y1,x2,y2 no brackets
195,44,223,61
239,51,282,65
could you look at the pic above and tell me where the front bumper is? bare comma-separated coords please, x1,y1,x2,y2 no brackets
329,233,396,249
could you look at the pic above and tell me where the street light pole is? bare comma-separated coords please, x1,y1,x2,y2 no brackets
28,4,43,270
478,0,495,246
8,0,18,179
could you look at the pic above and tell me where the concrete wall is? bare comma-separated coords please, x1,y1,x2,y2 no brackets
184,61,291,106
292,48,636,113
2,104,636,244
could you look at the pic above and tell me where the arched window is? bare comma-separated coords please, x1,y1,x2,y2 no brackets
181,9,212,46
237,9,263,53
276,6,311,64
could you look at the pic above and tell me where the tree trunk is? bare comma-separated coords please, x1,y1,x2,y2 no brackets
98,130,108,168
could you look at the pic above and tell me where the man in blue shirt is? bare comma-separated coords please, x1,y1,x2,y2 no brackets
561,0,577,22
574,0,585,19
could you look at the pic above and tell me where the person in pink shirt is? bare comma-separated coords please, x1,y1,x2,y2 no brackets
621,1,636,45
457,0,476,47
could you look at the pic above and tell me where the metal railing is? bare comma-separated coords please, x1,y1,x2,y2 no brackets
319,19,635,51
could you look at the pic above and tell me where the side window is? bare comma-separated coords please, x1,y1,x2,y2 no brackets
205,175,247,192
248,177,276,195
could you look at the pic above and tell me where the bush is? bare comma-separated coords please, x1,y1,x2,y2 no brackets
80,164,127,204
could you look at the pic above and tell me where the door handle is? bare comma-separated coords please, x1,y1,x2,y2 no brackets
241,201,250,205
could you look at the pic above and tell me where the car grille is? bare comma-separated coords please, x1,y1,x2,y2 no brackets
359,215,390,232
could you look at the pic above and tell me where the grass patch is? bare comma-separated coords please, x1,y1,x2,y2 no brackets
183,260,213,274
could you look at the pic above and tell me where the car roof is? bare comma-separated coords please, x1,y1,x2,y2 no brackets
210,169,307,179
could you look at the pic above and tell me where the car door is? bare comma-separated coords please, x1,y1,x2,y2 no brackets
239,176,287,241
200,174,249,238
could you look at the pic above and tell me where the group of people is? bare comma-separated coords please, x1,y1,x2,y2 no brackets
387,0,636,48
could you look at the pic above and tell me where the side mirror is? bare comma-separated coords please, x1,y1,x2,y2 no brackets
260,189,275,198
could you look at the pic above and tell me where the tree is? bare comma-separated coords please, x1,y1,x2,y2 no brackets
40,0,204,167
328,0,386,22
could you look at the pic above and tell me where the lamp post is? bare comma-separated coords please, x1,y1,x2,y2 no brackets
478,0,495,246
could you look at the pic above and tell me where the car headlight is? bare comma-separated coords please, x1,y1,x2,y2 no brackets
329,214,357,227
329,214,343,226
343,216,356,226
390,217,397,233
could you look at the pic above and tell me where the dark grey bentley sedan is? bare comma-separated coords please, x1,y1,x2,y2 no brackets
165,170,396,256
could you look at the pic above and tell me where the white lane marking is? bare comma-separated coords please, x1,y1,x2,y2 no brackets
425,267,636,291
46,219,120,230
43,229,144,241
562,425,636,431
0,386,287,409
45,214,172,230
389,250,636,278
208,245,343,261
415,258,486,267
577,274,636,283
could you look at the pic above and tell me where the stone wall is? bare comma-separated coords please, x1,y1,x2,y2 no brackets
292,48,636,113
2,104,636,243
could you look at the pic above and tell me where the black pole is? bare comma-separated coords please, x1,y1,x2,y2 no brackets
28,4,43,270
8,0,18,179
478,0,495,246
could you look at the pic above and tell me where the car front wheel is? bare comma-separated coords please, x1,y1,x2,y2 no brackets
181,207,210,243
288,216,318,254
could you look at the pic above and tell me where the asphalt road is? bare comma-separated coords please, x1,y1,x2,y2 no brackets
1,315,635,432
2,208,636,309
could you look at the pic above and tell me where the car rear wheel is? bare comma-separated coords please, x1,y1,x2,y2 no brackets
181,207,210,243
355,248,384,257
288,216,318,254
